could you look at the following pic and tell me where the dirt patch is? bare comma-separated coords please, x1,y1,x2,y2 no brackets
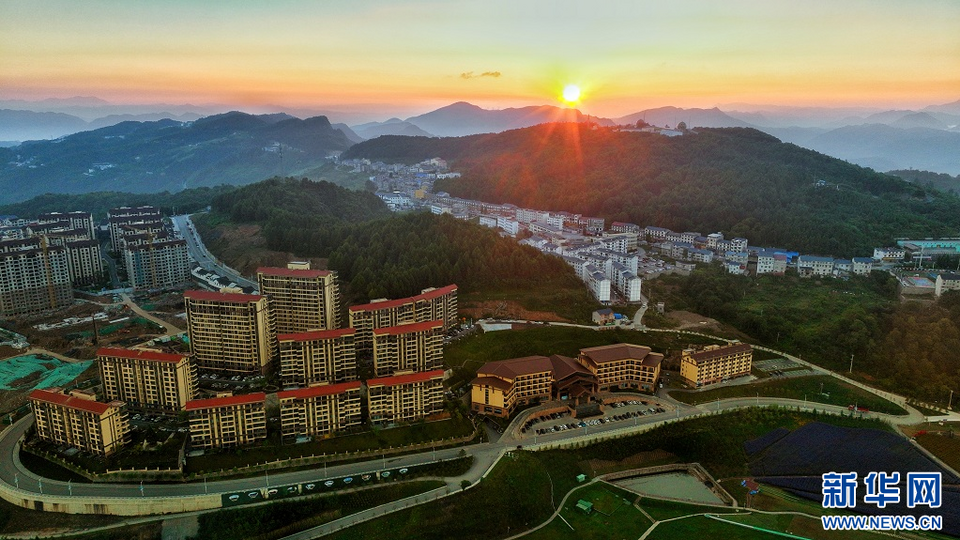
461,300,570,322
582,449,676,475
665,310,723,330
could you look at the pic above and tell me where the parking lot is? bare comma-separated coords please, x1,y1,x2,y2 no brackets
517,398,671,440
198,371,265,391
754,358,814,379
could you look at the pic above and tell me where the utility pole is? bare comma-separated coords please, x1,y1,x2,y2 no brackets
949,390,954,411
849,354,854,374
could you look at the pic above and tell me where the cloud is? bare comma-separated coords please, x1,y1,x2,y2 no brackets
460,71,501,79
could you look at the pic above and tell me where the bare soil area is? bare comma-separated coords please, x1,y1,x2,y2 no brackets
665,310,723,330
460,300,570,322
201,222,329,277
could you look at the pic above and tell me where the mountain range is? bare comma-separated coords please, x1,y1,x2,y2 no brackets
345,124,960,256
0,111,352,204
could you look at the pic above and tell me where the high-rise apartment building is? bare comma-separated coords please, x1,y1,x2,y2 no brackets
0,237,73,317
37,211,96,241
185,393,267,448
257,263,341,333
348,284,457,350
124,238,190,291
366,369,445,424
64,239,105,286
108,206,163,253
277,381,362,441
97,347,197,414
184,290,276,374
372,320,444,377
277,328,357,387
29,388,130,456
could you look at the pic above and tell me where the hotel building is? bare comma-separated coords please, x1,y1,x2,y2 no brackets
277,381,362,441
577,344,663,392
184,290,276,375
97,347,197,414
185,393,267,448
470,355,596,417
29,388,130,456
680,343,753,387
372,320,444,377
257,263,341,333
348,284,458,350
278,328,357,387
366,369,445,424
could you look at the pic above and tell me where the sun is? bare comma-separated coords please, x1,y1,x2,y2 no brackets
562,84,581,105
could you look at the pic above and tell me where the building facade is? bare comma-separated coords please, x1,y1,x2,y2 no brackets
185,393,267,448
577,343,663,392
277,381,362,440
372,320,444,377
278,328,357,387
97,347,196,414
124,238,190,291
366,370,445,424
64,239,104,286
0,238,73,317
348,284,457,349
470,354,598,417
257,263,341,333
680,343,753,386
29,388,129,456
184,290,276,374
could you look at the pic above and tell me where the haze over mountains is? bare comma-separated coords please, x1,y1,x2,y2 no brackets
2,97,959,196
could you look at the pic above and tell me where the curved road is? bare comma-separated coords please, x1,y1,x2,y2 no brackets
169,214,257,291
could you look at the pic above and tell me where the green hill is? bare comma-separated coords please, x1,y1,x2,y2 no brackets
0,112,355,204
345,125,960,255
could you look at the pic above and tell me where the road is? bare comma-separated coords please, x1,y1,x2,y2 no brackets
169,214,257,291
119,292,184,338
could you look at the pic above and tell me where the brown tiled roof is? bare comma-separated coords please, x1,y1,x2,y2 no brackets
349,284,457,312
642,352,665,368
549,355,593,381
366,369,445,388
579,343,652,364
688,343,752,362
476,356,554,381
97,347,188,364
470,376,512,392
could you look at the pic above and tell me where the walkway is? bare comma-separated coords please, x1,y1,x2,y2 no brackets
120,292,183,337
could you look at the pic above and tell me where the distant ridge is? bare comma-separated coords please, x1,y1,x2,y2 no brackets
402,101,612,137
0,111,354,203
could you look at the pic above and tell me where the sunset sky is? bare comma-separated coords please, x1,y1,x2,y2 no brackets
1,0,958,119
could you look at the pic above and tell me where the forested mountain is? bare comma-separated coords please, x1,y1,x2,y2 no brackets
346,124,960,256
402,101,611,137
204,177,581,306
0,185,236,220
0,112,355,204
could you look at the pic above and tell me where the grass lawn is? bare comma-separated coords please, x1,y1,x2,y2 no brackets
325,451,555,540
445,326,724,388
186,415,475,475
668,375,907,416
192,481,445,540
637,496,734,521
915,433,960,473
520,483,651,540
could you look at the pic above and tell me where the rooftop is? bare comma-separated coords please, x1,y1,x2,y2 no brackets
185,392,267,411
687,343,752,362
257,266,331,278
580,343,662,367
349,284,457,312
97,347,188,364
277,381,362,400
278,328,356,342
184,290,264,303
29,388,115,415
373,320,444,336
366,369,445,387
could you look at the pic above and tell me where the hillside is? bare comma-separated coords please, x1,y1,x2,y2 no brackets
198,177,593,319
346,124,960,255
0,111,356,204
0,185,236,220
402,101,611,137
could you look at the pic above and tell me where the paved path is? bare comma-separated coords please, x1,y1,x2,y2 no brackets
119,292,183,337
